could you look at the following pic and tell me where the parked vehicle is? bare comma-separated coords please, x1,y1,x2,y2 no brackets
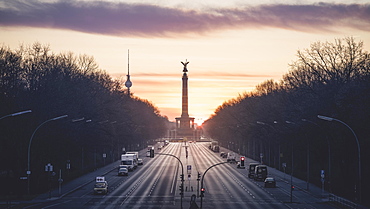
254,165,268,181
248,163,260,178
264,177,276,188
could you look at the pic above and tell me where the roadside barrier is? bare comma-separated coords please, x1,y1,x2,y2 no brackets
329,193,359,209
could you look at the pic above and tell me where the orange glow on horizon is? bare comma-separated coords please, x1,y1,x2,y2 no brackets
194,118,205,126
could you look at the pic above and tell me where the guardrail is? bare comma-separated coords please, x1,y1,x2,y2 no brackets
328,193,359,209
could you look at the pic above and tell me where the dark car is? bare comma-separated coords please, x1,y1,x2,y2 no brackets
248,163,260,178
254,165,268,181
264,177,276,188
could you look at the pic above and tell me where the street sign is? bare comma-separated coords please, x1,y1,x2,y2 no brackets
96,176,105,182
45,163,53,172
187,165,192,174
20,177,27,180
321,170,325,179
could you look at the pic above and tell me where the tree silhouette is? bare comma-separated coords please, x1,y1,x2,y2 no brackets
203,37,370,205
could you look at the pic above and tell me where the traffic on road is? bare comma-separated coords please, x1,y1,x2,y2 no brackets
19,141,338,209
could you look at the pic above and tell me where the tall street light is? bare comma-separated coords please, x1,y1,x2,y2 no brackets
0,110,32,120
200,161,229,209
157,153,184,209
317,115,361,203
27,114,68,195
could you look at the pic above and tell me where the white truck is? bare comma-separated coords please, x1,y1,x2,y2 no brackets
227,152,236,163
121,154,137,171
147,146,154,157
126,152,139,168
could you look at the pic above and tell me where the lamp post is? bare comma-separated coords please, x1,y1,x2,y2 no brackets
317,115,361,203
157,153,184,209
200,161,229,209
27,115,68,195
0,110,32,120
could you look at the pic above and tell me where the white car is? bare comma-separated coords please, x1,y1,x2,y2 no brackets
94,181,108,194
138,158,143,165
118,167,128,176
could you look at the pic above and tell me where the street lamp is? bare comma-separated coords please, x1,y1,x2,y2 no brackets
0,110,32,120
200,161,229,209
317,115,361,203
157,153,184,209
27,114,68,194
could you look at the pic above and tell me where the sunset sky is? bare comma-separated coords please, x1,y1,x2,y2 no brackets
1,0,370,124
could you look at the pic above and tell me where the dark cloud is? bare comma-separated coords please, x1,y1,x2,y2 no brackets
0,0,369,36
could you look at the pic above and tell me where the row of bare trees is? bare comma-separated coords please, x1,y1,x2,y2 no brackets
203,37,370,205
0,43,168,196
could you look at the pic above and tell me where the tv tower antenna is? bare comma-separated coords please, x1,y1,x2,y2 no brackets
124,49,132,96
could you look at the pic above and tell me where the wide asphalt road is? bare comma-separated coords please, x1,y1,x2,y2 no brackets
19,142,337,209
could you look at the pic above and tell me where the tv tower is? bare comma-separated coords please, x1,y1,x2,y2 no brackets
124,49,132,96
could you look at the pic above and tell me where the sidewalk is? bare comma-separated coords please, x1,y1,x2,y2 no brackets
32,147,151,202
33,160,119,201
221,145,368,209
220,146,330,199
267,165,329,199
0,160,120,209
